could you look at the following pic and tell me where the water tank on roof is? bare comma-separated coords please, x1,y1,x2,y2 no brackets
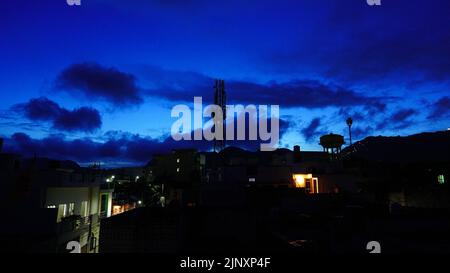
319,134,344,149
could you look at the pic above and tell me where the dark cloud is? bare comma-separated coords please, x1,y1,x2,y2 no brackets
57,64,388,111
55,63,143,107
391,109,417,123
377,108,417,130
53,107,102,132
140,66,390,110
428,96,450,119
3,116,291,166
301,118,323,142
338,105,417,135
12,97,102,133
351,126,374,141
228,80,389,109
337,108,366,122
14,97,61,121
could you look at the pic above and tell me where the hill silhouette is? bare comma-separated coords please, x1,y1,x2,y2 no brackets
343,130,450,163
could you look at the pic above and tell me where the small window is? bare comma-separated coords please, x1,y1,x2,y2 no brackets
249,178,256,182
68,203,75,215
438,175,445,185
176,168,180,172
81,201,88,217
57,204,67,222
176,158,180,163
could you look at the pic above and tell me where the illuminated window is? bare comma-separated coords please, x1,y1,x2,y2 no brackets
57,204,67,222
81,201,88,217
176,168,180,172
176,158,180,163
113,205,123,216
438,175,445,185
292,174,319,193
249,177,256,182
293,174,312,188
68,203,75,215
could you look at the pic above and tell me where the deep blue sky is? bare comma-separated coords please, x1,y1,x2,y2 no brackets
1,0,449,167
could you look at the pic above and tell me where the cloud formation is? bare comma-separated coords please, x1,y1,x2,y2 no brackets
12,97,102,133
140,66,390,110
3,117,291,165
377,108,417,131
428,96,450,120
301,118,323,142
55,63,143,107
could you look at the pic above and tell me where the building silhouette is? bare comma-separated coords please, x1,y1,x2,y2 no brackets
0,153,114,252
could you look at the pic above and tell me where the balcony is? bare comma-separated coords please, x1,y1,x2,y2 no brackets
58,215,90,234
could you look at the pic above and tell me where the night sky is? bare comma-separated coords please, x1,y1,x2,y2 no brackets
0,0,449,167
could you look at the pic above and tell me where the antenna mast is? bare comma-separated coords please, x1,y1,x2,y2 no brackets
213,79,226,152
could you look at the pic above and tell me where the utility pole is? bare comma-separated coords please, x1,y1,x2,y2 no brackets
346,117,353,146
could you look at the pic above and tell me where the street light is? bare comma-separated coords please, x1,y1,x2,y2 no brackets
346,117,353,146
